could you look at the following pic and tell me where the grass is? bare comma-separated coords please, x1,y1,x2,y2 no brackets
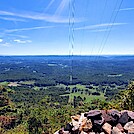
19,80,35,85
67,92,105,103
0,81,9,86
68,84,85,89
59,84,105,103
33,86,40,91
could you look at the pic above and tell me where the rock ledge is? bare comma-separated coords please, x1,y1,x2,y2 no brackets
54,110,134,134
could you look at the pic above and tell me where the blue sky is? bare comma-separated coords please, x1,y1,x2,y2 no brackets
0,0,134,55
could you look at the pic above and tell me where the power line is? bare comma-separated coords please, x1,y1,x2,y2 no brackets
90,0,108,59
99,0,124,56
95,0,120,61
96,0,124,61
79,0,90,56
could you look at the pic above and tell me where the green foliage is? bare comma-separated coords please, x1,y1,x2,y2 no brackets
0,56,133,85
115,81,134,110
0,56,134,133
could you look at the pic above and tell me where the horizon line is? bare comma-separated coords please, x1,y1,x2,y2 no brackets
0,54,134,56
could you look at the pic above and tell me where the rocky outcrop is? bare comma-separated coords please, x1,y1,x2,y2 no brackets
54,110,134,134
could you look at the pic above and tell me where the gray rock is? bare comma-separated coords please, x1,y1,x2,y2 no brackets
102,122,112,134
112,127,123,134
118,112,129,125
101,110,117,126
80,131,88,134
80,118,92,132
94,116,105,126
92,117,104,133
64,123,73,132
86,110,102,119
128,111,134,120
116,123,124,132
124,121,134,133
62,131,70,134
109,110,121,118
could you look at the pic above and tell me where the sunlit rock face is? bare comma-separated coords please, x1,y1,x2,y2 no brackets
54,110,134,134
124,121,134,133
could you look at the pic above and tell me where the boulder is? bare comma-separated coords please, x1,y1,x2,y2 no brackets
71,115,80,121
108,110,120,125
80,131,88,134
64,123,73,132
55,109,134,134
62,131,70,134
102,123,112,134
86,110,102,120
127,111,134,120
101,110,117,126
116,123,124,132
108,110,120,118
124,121,134,133
79,118,92,132
57,128,71,134
112,127,123,134
71,129,79,134
79,113,87,126
92,117,104,132
71,121,79,131
58,130,64,134
71,116,80,131
93,116,105,126
118,112,129,125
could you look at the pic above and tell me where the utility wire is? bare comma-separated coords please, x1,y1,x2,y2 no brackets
95,0,119,61
79,0,90,56
89,0,108,60
98,0,124,57
96,0,124,61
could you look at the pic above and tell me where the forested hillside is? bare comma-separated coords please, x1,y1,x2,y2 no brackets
0,56,134,133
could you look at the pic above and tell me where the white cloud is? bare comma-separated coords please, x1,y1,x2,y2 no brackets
5,26,55,33
119,8,134,11
0,10,83,23
0,33,28,39
0,42,11,47
91,29,110,32
0,39,3,42
75,23,126,30
6,34,28,38
0,17,26,22
14,39,32,44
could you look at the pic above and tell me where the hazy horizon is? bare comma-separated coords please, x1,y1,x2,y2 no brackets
1,53,134,56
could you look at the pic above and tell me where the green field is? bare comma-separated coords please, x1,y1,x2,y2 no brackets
0,81,9,86
60,84,105,103
19,80,35,85
69,92,104,102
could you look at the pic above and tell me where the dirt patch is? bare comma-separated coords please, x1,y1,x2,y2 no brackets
8,82,20,87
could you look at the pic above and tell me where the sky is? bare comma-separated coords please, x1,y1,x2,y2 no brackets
0,0,134,55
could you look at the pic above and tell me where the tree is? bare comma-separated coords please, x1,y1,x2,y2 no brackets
28,117,42,134
116,81,134,110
